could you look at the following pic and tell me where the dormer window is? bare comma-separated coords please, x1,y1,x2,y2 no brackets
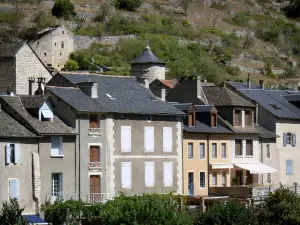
211,113,217,127
245,110,252,126
39,100,54,122
188,111,195,127
234,110,242,126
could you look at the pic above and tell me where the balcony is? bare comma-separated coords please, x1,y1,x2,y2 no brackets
89,162,102,170
88,193,107,204
88,128,103,136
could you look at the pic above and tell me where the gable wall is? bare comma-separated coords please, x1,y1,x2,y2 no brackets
0,57,16,93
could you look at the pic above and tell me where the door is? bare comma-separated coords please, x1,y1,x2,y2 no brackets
235,171,243,186
90,175,101,203
246,171,253,185
188,172,194,195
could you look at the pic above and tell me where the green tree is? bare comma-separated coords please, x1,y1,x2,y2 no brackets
64,59,80,71
51,0,76,19
114,0,143,11
0,199,29,225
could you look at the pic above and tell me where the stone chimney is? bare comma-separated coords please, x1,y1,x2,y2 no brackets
36,77,45,95
161,88,166,101
197,76,202,99
259,80,264,89
77,82,98,98
28,77,35,96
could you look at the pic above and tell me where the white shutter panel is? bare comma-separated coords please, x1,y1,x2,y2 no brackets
59,137,63,155
145,162,155,187
121,162,132,189
6,144,11,165
16,180,20,199
163,127,172,152
14,144,20,164
163,162,173,187
9,180,18,199
283,133,287,146
144,127,154,152
121,126,131,152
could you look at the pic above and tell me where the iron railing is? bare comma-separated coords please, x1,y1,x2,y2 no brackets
89,193,107,204
88,128,103,135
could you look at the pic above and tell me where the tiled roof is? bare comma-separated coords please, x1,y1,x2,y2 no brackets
131,45,165,65
47,73,183,115
0,41,24,57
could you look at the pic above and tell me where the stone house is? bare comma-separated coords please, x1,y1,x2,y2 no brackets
46,72,184,203
28,25,74,71
0,42,52,95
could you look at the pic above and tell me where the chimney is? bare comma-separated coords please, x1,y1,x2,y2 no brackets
28,77,35,95
259,80,264,89
247,73,250,88
77,82,98,98
144,79,149,89
36,77,45,95
161,88,166,101
197,76,202,99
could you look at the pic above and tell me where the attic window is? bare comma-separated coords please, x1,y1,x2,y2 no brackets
269,104,282,111
211,113,217,128
188,111,195,127
41,110,53,121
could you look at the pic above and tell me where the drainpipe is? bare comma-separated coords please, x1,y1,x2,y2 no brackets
260,138,263,185
207,134,211,193
181,119,184,195
77,113,81,201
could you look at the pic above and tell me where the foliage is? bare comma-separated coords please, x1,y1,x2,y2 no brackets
114,0,143,11
285,0,300,18
0,11,24,25
52,0,76,19
94,2,113,22
75,24,105,37
64,59,80,71
0,199,29,225
283,67,298,78
33,11,58,31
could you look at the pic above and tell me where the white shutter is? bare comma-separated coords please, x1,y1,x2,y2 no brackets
145,162,155,187
163,127,172,152
121,162,132,189
163,162,173,187
9,179,18,200
59,137,63,155
121,126,131,152
14,144,20,164
144,127,154,152
6,144,11,165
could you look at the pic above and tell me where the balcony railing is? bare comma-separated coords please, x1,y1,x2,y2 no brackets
89,162,102,169
89,193,107,204
88,128,103,136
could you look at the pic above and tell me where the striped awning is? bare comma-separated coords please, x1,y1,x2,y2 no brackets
210,163,233,169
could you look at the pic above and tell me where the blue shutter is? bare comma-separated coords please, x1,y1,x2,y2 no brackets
286,160,293,175
283,133,287,146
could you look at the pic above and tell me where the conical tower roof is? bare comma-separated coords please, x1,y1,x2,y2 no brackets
131,45,165,65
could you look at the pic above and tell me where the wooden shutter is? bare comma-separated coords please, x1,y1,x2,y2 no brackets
211,114,217,127
90,175,100,193
121,162,131,189
145,162,155,187
14,144,20,164
292,133,296,147
235,140,242,156
163,127,172,152
234,110,241,126
144,127,154,152
163,162,173,187
89,115,98,128
188,112,195,126
246,140,253,155
90,146,100,162
283,132,287,146
121,126,131,152
245,111,251,126
6,144,11,165
51,136,60,155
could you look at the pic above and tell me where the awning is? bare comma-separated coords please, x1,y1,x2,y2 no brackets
210,163,233,169
41,109,53,119
23,215,48,224
234,163,277,174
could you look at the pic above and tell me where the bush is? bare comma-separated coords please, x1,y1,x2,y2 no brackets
256,27,279,43
64,59,79,71
52,0,76,19
283,67,298,78
114,0,143,11
0,199,29,225
33,11,58,30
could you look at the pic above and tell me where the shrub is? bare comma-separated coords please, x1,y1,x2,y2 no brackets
33,11,58,30
64,59,79,71
0,11,24,25
0,199,29,225
283,67,298,78
232,12,252,27
256,27,279,43
52,0,76,19
114,0,143,11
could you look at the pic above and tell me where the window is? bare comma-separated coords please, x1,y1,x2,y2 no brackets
200,143,205,159
61,41,64,48
188,172,194,195
6,144,20,165
245,111,252,126
234,110,242,126
188,111,195,127
222,172,226,187
51,173,62,201
266,144,271,158
145,162,155,187
221,143,226,158
144,126,154,152
267,173,272,184
8,179,19,200
212,143,217,159
90,175,100,194
235,140,242,156
212,172,217,186
121,126,131,152
163,127,172,152
89,114,98,128
62,31,65,34
286,160,293,175
121,162,132,189
90,146,100,163
51,136,63,156
55,43,56,46
211,113,217,127
246,140,253,156
163,162,173,187
60,52,62,55
283,132,296,147
188,143,193,159
44,52,47,57
200,172,205,188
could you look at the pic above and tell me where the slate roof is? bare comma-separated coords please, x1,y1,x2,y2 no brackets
228,81,300,120
203,86,255,107
0,110,37,137
47,73,183,115
218,116,260,134
20,95,48,109
1,96,76,135
0,41,24,57
255,124,278,139
131,45,165,65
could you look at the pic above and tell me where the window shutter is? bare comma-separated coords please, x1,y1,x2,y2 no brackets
6,144,11,165
292,133,296,147
145,162,155,187
59,137,63,155
14,144,20,164
58,174,63,195
121,162,132,189
283,133,287,146
51,136,60,155
144,127,154,152
163,127,172,152
121,126,131,152
163,162,173,187
9,180,18,200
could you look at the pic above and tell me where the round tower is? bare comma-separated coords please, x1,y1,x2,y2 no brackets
130,44,166,83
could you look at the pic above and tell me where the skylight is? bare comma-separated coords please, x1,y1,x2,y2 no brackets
269,103,282,111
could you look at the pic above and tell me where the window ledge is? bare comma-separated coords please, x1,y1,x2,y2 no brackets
235,155,243,158
246,155,254,158
51,155,64,158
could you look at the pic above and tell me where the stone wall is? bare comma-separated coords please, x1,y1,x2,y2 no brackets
131,64,165,82
0,58,16,93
